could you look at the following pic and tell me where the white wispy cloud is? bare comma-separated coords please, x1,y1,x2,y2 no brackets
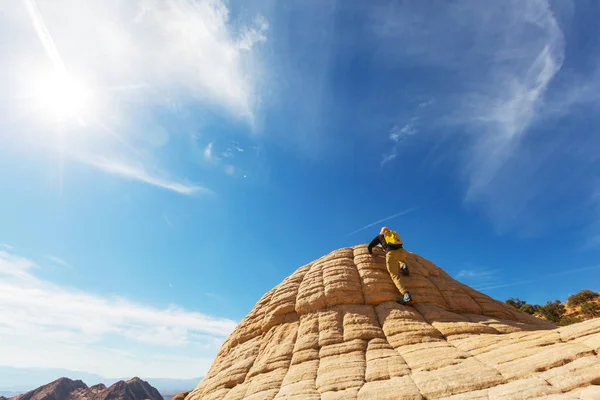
475,264,600,292
380,153,396,166
16,0,268,118
371,0,600,234
204,142,215,162
456,269,496,279
382,123,418,166
4,0,267,198
231,142,245,153
389,124,417,142
0,249,236,378
75,155,209,196
1,243,13,251
463,20,564,200
418,99,433,108
348,207,419,236
455,268,498,286
236,16,269,52
46,255,70,268
22,0,67,75
201,140,250,177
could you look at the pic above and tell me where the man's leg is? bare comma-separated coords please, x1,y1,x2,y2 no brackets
386,250,406,294
397,249,409,275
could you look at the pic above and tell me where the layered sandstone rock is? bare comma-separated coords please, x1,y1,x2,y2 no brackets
188,246,600,400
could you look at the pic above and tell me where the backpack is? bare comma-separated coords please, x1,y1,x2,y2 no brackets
384,230,403,245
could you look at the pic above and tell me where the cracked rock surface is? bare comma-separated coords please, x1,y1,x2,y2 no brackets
187,246,600,400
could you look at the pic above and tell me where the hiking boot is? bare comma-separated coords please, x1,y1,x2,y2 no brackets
397,292,413,305
400,264,409,276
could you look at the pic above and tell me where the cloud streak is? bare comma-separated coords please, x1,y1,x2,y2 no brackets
22,0,67,75
46,255,70,268
75,155,210,196
348,207,419,236
456,268,497,280
162,213,174,228
475,264,600,291
0,249,236,378
381,123,418,166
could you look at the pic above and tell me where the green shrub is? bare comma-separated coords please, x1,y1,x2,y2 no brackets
557,315,583,326
505,298,541,315
580,301,600,318
539,300,566,324
567,289,599,306
519,304,536,315
506,298,526,309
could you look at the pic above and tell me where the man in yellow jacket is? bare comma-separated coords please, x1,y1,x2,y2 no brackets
368,227,412,304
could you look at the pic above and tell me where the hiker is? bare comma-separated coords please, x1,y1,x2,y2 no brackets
368,227,413,305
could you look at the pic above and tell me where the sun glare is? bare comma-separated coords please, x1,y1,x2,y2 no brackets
29,71,92,122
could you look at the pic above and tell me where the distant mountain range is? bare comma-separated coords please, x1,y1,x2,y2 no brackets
0,377,162,400
0,366,200,398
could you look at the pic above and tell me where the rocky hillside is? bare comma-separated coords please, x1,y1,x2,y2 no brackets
11,378,87,400
186,245,600,399
8,377,162,400
506,290,600,326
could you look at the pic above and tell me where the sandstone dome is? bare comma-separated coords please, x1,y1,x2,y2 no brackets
187,246,600,400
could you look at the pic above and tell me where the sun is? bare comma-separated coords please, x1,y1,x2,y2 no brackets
29,71,92,123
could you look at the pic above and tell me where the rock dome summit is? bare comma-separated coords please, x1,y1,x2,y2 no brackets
187,246,600,400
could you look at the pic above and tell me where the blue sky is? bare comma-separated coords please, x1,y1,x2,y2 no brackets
1,0,600,380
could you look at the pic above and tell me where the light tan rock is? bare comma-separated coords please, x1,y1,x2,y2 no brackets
364,338,410,381
316,340,366,393
437,389,489,400
275,359,320,400
411,357,505,398
187,246,600,399
538,355,600,392
487,377,561,399
578,385,600,400
358,376,423,400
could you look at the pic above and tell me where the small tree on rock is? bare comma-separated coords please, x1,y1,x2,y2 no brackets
506,298,526,309
539,300,566,324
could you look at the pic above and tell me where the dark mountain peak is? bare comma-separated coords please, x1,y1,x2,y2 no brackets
52,377,87,389
89,383,106,391
14,377,88,400
103,378,162,400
